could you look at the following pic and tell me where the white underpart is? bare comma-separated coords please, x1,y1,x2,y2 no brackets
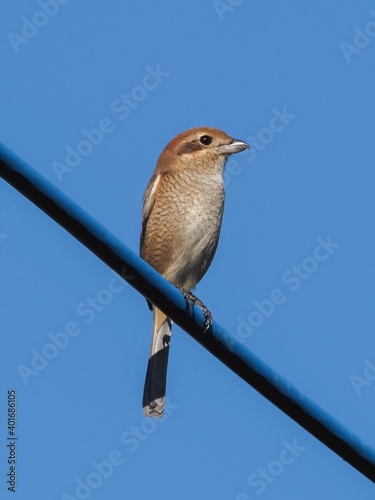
165,169,225,290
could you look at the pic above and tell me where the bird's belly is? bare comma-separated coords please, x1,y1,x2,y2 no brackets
164,203,223,290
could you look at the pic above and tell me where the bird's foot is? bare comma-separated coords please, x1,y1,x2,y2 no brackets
176,287,213,333
177,286,195,312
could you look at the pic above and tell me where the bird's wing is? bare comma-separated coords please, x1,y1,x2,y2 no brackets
140,173,161,253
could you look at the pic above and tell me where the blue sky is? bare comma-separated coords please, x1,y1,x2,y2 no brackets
1,1,375,499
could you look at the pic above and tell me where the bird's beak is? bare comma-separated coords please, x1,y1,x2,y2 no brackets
217,139,249,155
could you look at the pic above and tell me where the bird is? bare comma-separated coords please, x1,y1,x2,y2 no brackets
140,127,249,418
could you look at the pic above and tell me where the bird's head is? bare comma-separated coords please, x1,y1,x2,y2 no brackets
156,127,249,175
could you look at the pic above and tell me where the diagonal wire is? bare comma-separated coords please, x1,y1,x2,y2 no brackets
0,143,374,483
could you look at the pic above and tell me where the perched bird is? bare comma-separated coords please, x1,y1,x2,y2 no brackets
140,127,248,417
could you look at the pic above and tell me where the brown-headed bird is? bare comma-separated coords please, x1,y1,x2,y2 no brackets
140,127,248,417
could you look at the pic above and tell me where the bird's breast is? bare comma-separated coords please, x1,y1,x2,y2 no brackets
160,171,225,288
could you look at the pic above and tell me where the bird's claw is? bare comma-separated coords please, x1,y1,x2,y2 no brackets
176,286,213,333
202,309,213,333
177,286,195,312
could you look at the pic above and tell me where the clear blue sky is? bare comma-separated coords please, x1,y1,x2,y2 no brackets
1,1,375,499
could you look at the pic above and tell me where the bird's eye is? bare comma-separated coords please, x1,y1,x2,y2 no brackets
199,135,212,146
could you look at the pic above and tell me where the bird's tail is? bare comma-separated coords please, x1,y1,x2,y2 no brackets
143,308,172,418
